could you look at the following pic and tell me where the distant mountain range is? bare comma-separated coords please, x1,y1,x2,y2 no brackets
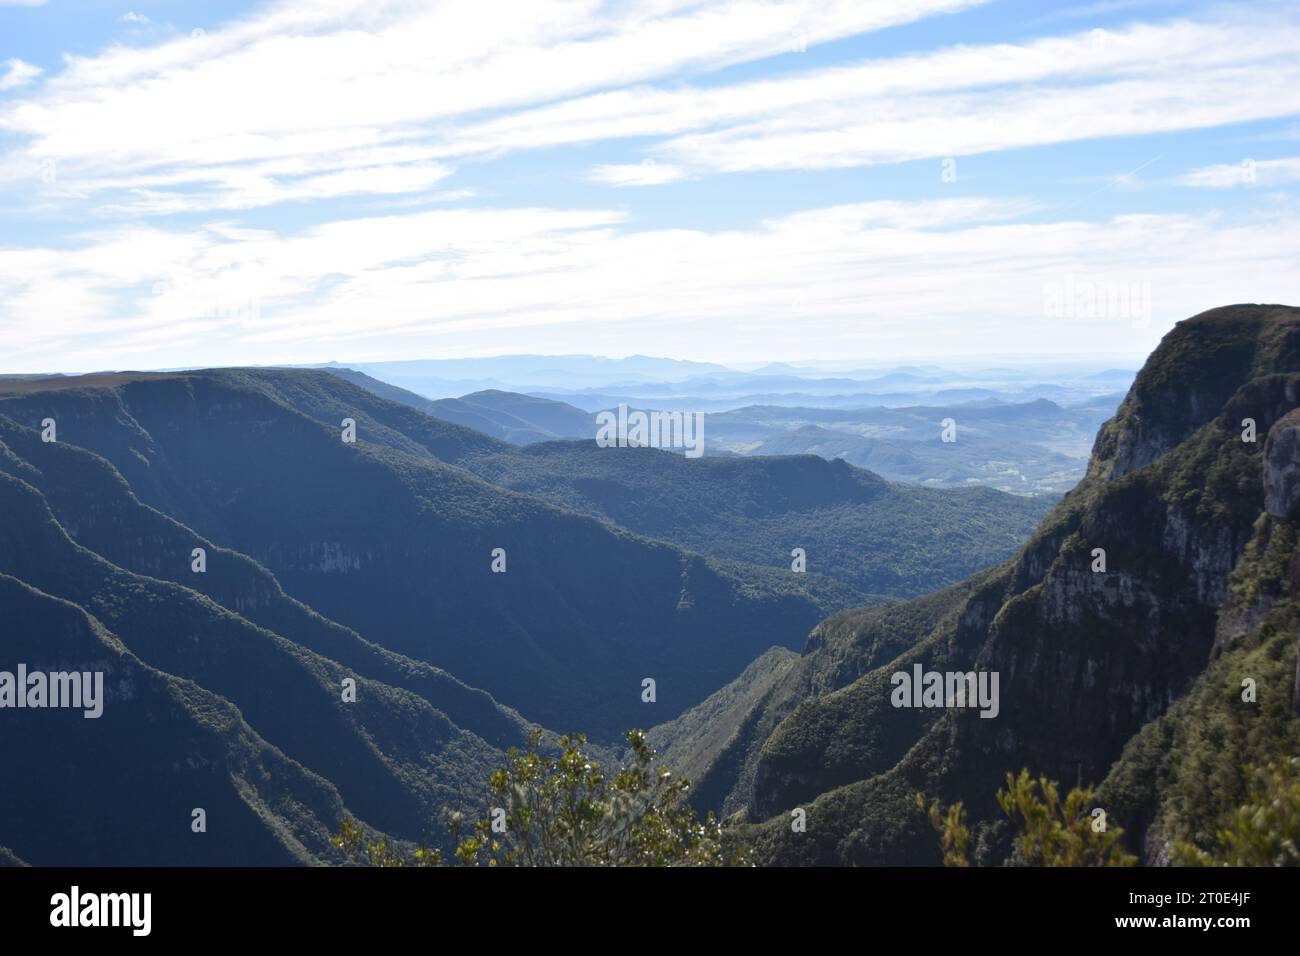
314,355,737,398
312,356,1137,409
329,373,1118,495
0,363,1050,864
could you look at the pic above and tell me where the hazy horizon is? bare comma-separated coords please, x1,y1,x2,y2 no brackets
5,349,1151,378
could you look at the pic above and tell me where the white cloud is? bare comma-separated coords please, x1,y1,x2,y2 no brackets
97,160,455,215
5,4,1298,211
4,196,1297,371
0,59,42,91
1,1,1297,373
0,0,986,211
589,160,687,186
444,18,1300,175
1179,156,1300,188
119,12,150,24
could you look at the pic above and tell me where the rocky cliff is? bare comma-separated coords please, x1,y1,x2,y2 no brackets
653,304,1300,865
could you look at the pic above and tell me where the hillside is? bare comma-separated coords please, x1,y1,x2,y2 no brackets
324,369,594,444
647,304,1300,865
0,414,545,863
0,573,350,865
5,308,1266,868
0,369,853,740
425,390,595,443
457,443,1050,598
331,369,1053,597
707,397,1115,495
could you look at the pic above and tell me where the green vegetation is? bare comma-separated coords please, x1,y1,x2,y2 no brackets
4,304,1299,866
1097,514,1300,863
0,573,349,865
671,305,1300,867
1173,758,1300,866
0,450,509,845
646,578,982,820
0,368,850,739
917,794,970,867
920,771,1137,867
337,731,743,867
995,771,1137,867
459,440,1051,598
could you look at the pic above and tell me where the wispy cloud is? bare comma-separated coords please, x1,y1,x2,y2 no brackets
0,59,42,91
5,196,1297,370
0,0,986,212
457,18,1300,176
1179,156,1300,188
4,6,1296,209
589,160,687,187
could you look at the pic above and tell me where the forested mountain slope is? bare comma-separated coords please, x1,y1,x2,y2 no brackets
457,442,1049,597
0,371,851,739
329,368,1054,598
649,304,1300,865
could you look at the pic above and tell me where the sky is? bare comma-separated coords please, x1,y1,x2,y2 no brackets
0,0,1298,373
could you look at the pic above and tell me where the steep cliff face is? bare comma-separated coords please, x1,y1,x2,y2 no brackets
1091,304,1300,481
660,305,1300,865
1092,381,1300,862
1265,408,1300,521
1096,507,1300,863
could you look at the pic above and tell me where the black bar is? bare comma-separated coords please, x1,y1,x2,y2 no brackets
0,866,1285,940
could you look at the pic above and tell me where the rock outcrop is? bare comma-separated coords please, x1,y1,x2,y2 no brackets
1265,408,1300,520
679,304,1300,865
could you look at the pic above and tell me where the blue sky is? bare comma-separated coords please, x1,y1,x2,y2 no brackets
1,0,1298,372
